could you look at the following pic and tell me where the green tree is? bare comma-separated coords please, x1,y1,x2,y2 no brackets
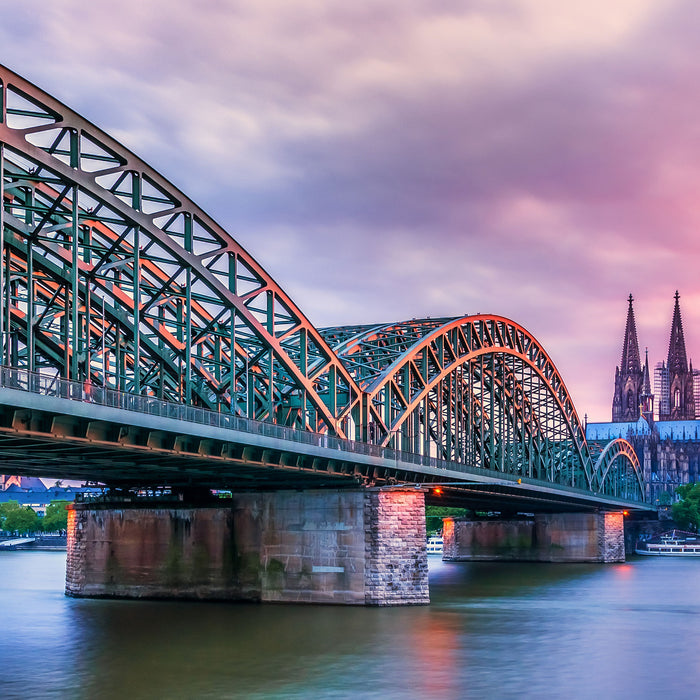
2,502,40,535
0,500,21,531
672,483,700,530
425,506,468,535
42,500,69,533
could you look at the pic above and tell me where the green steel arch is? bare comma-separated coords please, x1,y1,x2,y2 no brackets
591,438,643,501
0,64,361,436
323,316,644,501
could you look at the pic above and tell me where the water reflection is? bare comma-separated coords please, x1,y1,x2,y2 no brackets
2,553,700,699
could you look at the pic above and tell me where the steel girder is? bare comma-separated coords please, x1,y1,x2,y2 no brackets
324,315,645,501
0,64,361,436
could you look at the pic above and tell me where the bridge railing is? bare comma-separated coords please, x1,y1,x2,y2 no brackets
0,365,626,497
0,366,444,471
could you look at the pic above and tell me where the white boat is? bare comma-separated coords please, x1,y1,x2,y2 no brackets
427,536,443,555
635,530,700,556
0,538,35,549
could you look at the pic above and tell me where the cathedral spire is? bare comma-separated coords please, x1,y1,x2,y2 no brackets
620,294,642,375
612,294,644,422
667,290,688,374
643,347,652,395
660,291,695,421
641,347,654,419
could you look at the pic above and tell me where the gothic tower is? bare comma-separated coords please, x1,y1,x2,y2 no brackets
612,294,644,422
641,347,654,421
660,291,695,421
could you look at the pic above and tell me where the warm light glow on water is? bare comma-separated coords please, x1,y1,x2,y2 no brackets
2,552,700,699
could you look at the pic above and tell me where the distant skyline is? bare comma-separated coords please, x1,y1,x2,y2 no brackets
3,1,700,421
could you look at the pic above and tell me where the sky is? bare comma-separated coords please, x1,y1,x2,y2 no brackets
2,0,700,422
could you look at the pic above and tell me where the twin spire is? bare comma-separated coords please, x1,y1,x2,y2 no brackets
620,294,642,376
668,290,689,375
612,294,647,422
612,292,695,422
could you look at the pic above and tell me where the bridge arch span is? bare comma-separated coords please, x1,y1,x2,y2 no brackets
591,437,644,502
0,64,361,436
324,315,644,500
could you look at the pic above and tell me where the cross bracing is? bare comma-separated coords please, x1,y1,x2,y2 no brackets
0,64,359,438
325,316,644,502
0,65,644,503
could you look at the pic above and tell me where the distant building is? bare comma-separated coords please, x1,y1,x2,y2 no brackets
0,474,47,492
0,474,97,517
587,416,700,505
588,292,700,504
654,361,670,420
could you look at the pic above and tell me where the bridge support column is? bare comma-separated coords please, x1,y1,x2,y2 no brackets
66,488,428,606
442,512,625,563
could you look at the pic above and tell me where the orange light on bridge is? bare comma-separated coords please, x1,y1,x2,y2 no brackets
432,487,443,496
622,510,629,516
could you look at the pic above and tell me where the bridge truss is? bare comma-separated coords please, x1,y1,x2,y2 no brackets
0,65,644,504
322,317,644,501
0,64,359,438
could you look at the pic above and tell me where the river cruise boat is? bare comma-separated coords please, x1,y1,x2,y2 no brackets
635,530,700,556
427,536,443,555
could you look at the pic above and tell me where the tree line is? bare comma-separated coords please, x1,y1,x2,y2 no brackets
672,484,700,530
0,500,69,536
428,488,700,533
425,506,468,535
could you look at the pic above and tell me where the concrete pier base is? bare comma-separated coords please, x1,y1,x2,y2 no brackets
442,512,625,563
66,488,429,606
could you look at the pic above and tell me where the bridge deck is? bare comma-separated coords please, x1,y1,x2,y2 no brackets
0,371,652,513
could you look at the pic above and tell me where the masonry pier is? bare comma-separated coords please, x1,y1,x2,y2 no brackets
442,512,625,563
66,488,429,606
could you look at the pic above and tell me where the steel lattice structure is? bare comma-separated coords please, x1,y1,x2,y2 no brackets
322,317,644,501
0,65,644,502
0,64,360,438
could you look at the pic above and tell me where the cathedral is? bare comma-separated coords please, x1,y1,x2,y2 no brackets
587,292,700,505
611,292,696,423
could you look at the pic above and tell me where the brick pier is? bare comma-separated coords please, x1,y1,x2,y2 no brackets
66,488,429,606
443,512,626,563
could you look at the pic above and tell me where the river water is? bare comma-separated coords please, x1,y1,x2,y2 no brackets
1,552,699,699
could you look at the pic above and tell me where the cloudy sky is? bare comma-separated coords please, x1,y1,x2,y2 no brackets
3,0,700,421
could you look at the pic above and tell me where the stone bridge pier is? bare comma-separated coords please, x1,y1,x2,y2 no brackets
442,512,626,563
65,488,429,606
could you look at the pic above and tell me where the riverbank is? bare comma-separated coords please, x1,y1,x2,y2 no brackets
0,535,66,550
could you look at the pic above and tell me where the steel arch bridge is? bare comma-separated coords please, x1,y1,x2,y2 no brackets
0,65,645,505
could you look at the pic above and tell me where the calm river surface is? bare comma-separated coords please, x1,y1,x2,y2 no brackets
1,552,700,699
